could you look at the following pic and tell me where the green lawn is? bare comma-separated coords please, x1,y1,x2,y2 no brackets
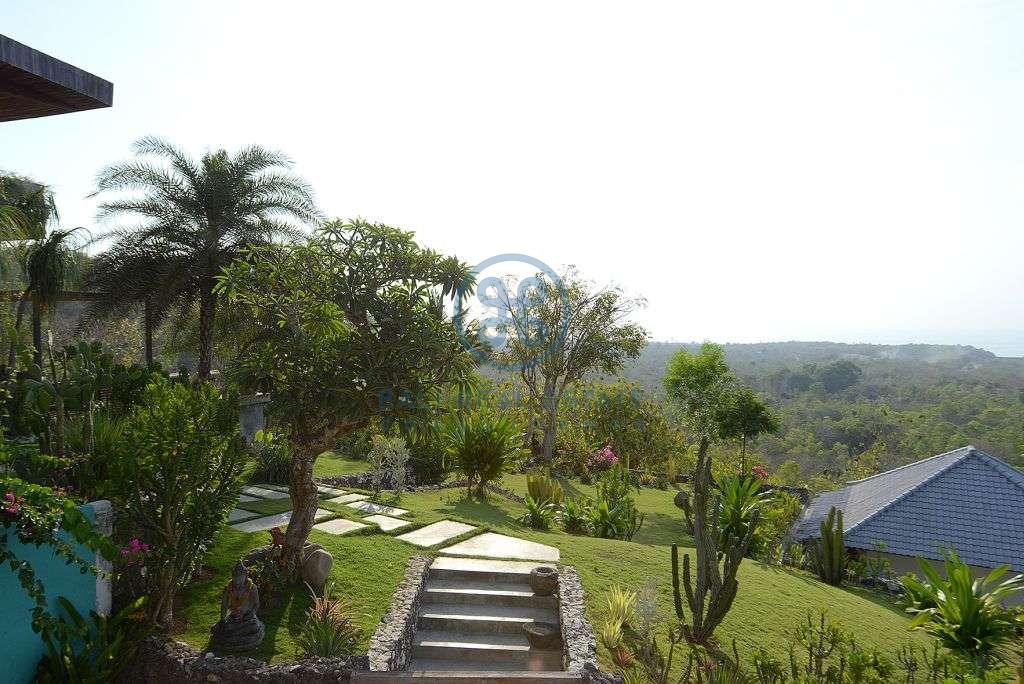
313,451,371,479
183,474,922,674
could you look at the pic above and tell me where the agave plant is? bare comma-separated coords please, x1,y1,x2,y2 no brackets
716,473,774,556
295,582,362,658
903,550,1024,674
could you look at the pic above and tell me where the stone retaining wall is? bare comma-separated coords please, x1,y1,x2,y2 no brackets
367,555,432,671
558,565,597,674
118,637,364,683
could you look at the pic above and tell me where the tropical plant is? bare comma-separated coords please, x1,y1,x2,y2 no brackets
110,377,247,626
406,434,449,485
716,474,774,557
526,473,564,507
561,495,593,534
715,386,781,472
589,465,645,541
808,506,846,586
36,596,149,684
85,137,320,374
520,495,557,531
295,582,363,658
607,585,637,629
903,550,1024,674
218,219,476,571
444,409,522,497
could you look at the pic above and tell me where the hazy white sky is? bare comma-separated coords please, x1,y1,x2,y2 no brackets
3,1,1024,350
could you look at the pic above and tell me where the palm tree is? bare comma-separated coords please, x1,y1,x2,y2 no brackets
84,137,320,377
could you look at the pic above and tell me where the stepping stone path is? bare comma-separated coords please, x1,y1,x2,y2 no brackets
231,508,332,533
237,494,259,503
314,518,368,535
347,500,409,516
240,486,290,500
396,521,476,548
440,532,560,562
316,485,348,496
408,557,563,673
363,514,411,531
228,508,257,523
327,493,369,504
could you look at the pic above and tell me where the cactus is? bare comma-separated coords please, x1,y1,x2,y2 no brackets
671,438,758,645
810,506,846,585
527,473,564,507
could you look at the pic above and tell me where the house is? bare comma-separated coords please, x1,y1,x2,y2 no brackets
791,445,1024,577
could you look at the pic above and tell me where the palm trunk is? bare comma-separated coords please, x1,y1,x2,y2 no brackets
282,446,318,575
7,289,29,367
197,290,215,379
31,302,42,368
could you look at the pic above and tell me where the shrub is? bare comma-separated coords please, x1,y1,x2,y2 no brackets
587,445,619,473
296,583,362,658
903,550,1024,674
366,434,411,499
110,377,247,627
716,474,774,557
526,473,564,507
561,496,593,534
589,466,644,541
443,409,522,497
250,428,293,485
36,596,149,683
519,495,557,531
407,435,449,485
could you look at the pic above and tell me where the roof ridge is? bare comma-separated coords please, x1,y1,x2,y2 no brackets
844,445,974,485
971,449,1024,494
843,448,974,539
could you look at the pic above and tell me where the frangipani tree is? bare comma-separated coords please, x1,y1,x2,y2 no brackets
218,219,476,570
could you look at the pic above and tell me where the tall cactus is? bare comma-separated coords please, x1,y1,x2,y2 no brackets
811,506,845,585
671,437,758,645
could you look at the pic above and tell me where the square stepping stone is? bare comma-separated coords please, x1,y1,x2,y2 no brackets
230,508,332,533
237,494,258,503
240,486,290,500
395,520,476,547
363,514,412,531
228,508,256,522
316,485,347,497
327,493,369,504
346,500,409,516
440,532,560,562
314,518,368,535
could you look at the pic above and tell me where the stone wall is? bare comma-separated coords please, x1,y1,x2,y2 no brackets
117,637,364,683
558,565,597,674
367,555,432,671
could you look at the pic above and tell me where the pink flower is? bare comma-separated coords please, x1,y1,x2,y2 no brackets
751,464,769,480
2,492,23,516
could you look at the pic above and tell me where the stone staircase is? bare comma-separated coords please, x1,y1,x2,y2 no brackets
403,557,572,681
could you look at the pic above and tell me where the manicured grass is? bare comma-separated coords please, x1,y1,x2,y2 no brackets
313,451,371,479
184,475,922,674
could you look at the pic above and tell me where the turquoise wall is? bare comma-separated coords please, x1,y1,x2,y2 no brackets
0,502,102,684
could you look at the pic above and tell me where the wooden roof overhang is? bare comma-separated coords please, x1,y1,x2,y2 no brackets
0,34,112,122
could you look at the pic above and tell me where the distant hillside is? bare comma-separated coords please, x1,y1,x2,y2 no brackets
623,341,1024,477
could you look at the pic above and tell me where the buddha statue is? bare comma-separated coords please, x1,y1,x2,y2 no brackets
210,560,264,651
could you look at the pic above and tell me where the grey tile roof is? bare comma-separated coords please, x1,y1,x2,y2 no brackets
790,446,1024,571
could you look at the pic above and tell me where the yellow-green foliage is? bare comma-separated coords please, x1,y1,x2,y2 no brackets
527,473,564,507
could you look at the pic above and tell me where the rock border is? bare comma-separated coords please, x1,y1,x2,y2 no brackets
117,637,365,683
367,555,432,671
558,565,597,673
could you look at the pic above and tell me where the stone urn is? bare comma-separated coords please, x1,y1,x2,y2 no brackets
523,621,560,649
528,566,558,596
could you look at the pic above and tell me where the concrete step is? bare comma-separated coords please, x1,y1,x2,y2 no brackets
418,603,559,635
429,557,557,585
354,667,581,683
422,580,557,610
412,631,563,670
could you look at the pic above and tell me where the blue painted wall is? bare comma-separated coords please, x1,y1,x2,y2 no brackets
0,502,102,684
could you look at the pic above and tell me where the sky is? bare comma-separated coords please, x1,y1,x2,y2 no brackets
3,1,1024,354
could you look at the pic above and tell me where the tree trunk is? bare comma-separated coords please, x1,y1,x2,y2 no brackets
31,302,42,368
7,290,29,367
144,296,154,366
282,447,318,575
541,391,559,461
197,290,215,379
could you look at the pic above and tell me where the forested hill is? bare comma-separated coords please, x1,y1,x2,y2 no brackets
623,341,1024,475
